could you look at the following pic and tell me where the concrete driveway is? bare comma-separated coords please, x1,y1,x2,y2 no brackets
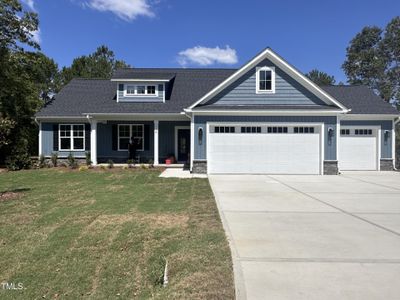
209,172,400,300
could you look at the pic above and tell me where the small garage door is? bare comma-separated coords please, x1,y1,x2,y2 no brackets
208,124,322,174
339,127,378,171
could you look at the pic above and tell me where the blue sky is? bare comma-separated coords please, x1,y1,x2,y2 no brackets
24,0,400,83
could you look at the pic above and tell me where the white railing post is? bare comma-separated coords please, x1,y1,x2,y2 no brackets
90,120,98,165
154,120,159,165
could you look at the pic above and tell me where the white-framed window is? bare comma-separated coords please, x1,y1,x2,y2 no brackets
124,84,158,97
118,124,144,151
214,126,235,133
294,127,315,134
267,126,288,133
59,124,85,151
256,66,275,94
241,126,262,133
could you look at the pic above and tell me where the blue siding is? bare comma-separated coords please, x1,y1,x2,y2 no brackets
97,121,154,162
159,121,190,162
207,59,327,106
117,83,165,102
194,115,337,161
42,122,88,157
341,120,393,159
41,120,189,162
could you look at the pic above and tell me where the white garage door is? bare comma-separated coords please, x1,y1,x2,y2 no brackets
339,127,378,171
208,124,322,174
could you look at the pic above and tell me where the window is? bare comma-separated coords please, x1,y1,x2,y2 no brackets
294,127,315,134
59,124,85,151
214,126,235,133
124,84,158,97
241,126,262,133
118,124,144,151
355,129,373,136
341,129,350,136
267,126,288,133
256,66,275,93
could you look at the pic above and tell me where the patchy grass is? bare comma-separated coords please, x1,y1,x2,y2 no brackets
0,169,234,299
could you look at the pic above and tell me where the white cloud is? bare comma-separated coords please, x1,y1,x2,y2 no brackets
21,0,35,11
83,0,155,21
31,28,41,44
177,46,238,66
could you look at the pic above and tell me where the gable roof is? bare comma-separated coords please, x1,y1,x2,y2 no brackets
36,69,236,117
36,67,398,118
187,48,349,112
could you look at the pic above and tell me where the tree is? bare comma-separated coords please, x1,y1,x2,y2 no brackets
305,69,336,86
60,45,130,84
0,0,59,165
342,17,400,103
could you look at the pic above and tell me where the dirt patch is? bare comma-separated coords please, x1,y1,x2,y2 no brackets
0,191,23,202
144,213,189,228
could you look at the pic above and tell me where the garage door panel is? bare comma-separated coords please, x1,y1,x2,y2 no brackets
339,127,378,171
208,132,320,175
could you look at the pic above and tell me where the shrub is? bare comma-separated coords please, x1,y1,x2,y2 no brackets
67,153,78,169
140,164,148,169
5,152,32,171
79,166,88,171
51,152,58,167
107,160,114,169
85,152,92,166
148,159,154,168
100,165,106,170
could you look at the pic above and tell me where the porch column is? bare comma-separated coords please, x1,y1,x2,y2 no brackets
153,120,159,165
38,121,42,156
90,120,98,165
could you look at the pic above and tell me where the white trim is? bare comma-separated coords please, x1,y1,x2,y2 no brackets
90,120,97,165
153,120,159,165
174,126,190,162
117,124,145,152
116,83,119,103
111,79,170,82
336,115,340,169
186,109,344,116
392,119,395,166
206,122,324,175
123,84,159,98
58,124,85,151
378,128,381,170
256,66,275,94
188,48,349,112
38,121,42,156
190,116,194,171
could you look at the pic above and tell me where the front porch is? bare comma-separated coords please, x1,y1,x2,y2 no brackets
39,119,191,167
91,120,191,165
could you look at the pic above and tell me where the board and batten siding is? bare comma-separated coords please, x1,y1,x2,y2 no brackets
206,58,327,106
117,83,165,102
340,120,393,159
159,121,190,161
194,115,337,161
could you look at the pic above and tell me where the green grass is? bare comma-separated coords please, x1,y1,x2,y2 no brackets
0,168,234,299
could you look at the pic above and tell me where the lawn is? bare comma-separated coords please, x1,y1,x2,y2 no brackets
0,168,234,299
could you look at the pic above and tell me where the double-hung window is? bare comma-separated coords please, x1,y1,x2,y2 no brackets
118,124,144,151
256,66,275,94
59,124,85,151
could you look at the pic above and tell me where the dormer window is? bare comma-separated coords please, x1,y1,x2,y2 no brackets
124,84,158,97
256,66,275,94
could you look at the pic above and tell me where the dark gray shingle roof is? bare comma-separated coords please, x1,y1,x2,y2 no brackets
36,68,236,116
36,68,398,117
321,85,398,115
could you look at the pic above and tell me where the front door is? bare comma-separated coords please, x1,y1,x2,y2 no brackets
177,129,190,162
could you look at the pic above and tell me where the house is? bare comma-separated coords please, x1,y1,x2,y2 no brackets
36,48,399,174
